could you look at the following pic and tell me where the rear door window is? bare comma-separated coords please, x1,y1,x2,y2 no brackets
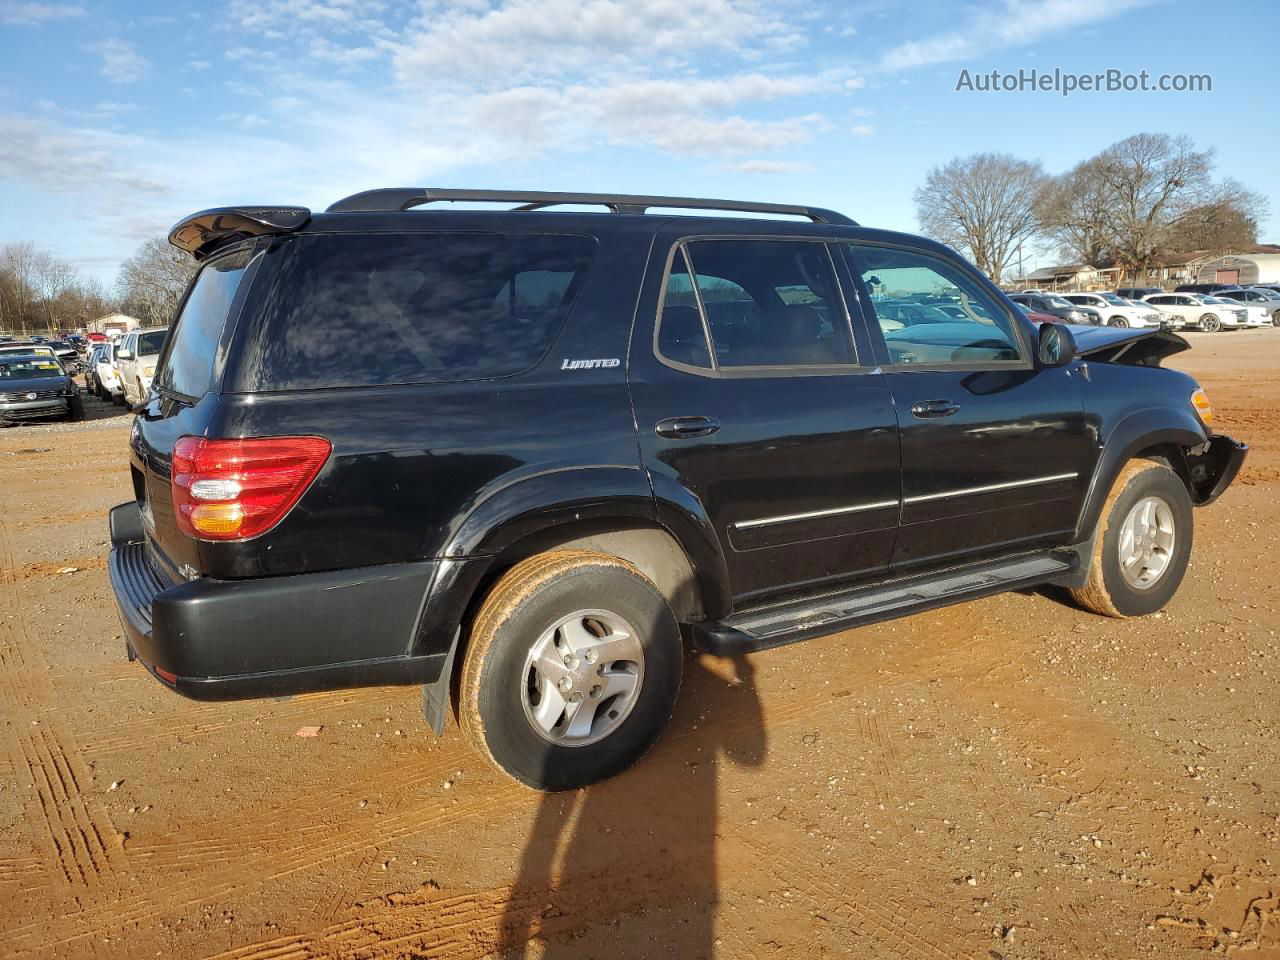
655,239,854,370
241,232,597,390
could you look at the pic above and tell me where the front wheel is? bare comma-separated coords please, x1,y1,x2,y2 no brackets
1107,316,1129,327
458,550,683,791
1070,461,1193,618
1199,313,1222,333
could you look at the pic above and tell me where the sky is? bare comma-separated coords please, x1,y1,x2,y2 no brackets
1,0,1277,286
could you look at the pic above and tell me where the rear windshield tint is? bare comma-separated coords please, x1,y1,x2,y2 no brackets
156,247,252,398
239,232,597,390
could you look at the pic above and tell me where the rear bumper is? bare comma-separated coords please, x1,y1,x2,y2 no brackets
107,501,448,701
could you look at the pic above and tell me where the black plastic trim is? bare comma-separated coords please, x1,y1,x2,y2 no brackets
109,539,444,700
689,550,1077,655
324,187,856,225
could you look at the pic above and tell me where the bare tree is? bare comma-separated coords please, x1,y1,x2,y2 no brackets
116,237,198,325
914,152,1048,284
1164,179,1267,254
1036,157,1115,267
1093,133,1216,283
0,242,42,335
33,250,77,330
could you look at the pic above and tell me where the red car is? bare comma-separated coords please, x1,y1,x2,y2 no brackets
1013,301,1061,324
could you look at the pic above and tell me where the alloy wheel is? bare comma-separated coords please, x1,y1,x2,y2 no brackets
1117,495,1176,590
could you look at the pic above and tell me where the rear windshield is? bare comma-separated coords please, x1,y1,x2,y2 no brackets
156,247,252,398
238,232,597,390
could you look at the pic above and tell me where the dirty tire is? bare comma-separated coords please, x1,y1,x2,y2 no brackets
459,550,682,791
67,395,85,422
1070,460,1193,618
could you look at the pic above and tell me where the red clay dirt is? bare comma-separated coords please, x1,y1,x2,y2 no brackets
1,331,1277,959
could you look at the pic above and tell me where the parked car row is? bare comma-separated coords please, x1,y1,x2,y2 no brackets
1011,284,1280,332
85,327,170,406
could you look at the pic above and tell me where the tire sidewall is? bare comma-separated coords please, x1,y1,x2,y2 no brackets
473,564,682,791
1098,467,1193,616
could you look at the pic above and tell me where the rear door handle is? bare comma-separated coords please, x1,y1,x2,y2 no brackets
910,400,960,419
656,416,721,439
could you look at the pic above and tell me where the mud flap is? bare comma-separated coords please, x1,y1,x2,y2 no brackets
420,628,460,736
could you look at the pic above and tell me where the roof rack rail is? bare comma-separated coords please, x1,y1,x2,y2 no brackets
324,188,856,226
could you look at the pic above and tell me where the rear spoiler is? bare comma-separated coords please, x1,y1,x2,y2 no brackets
167,206,310,260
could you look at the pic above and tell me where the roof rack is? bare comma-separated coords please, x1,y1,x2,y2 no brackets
324,188,856,225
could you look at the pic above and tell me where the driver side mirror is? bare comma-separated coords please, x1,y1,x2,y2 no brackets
1037,322,1077,368
116,348,133,359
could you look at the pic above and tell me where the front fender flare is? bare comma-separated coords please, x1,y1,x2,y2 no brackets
1073,406,1207,543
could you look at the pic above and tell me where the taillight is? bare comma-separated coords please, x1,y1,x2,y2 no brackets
171,436,331,541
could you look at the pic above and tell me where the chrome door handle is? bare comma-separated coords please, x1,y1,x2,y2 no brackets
655,416,721,439
910,400,960,419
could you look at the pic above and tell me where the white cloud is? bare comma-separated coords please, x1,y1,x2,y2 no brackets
92,101,137,116
878,0,1153,71
97,38,148,83
0,114,169,197
850,123,875,137
723,159,814,174
0,1,84,25
391,0,795,89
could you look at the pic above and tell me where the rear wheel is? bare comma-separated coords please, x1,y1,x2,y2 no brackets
1199,313,1221,332
1070,461,1193,618
458,550,683,791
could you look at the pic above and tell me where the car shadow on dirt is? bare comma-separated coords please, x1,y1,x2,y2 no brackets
495,653,766,958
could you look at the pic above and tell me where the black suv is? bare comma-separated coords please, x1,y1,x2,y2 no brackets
109,189,1246,790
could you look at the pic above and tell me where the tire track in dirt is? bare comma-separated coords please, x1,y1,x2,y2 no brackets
206,851,715,960
0,518,129,898
0,856,48,896
2,665,905,956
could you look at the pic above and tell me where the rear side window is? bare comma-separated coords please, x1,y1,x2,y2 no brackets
242,232,597,390
656,239,854,370
157,247,252,399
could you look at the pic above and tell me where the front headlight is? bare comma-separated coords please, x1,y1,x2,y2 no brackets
1191,388,1214,428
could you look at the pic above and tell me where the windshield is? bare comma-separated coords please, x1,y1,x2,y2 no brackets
137,330,168,355
1047,297,1074,309
1100,293,1126,304
0,357,64,379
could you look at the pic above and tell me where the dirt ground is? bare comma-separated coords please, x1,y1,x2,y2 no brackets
1,332,1278,960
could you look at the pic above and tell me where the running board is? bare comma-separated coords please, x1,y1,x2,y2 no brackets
690,551,1076,656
